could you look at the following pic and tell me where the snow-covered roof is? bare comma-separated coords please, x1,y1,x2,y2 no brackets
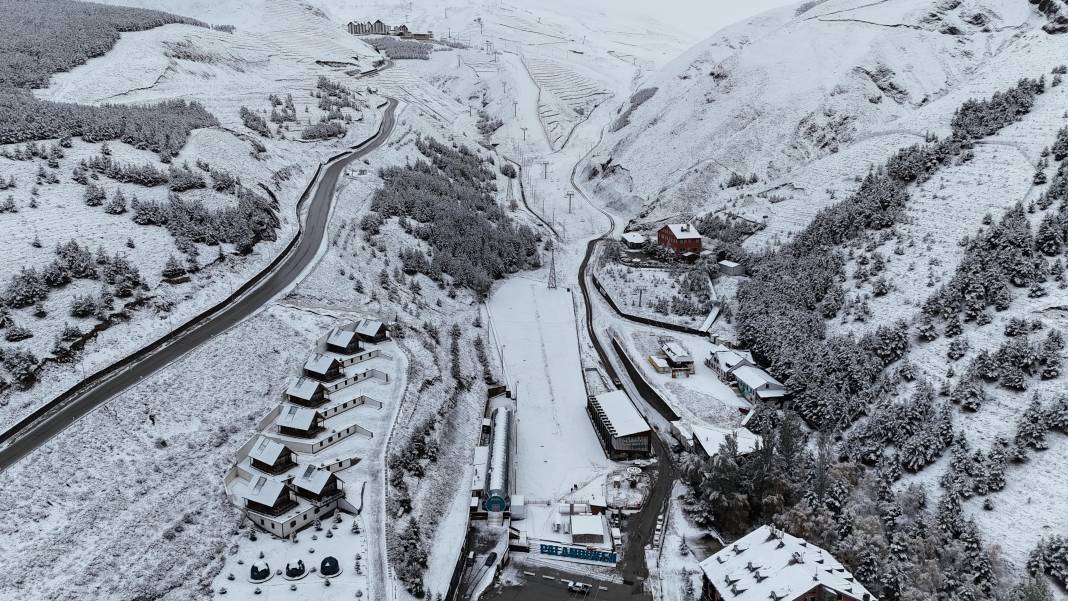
304,354,338,375
570,514,605,537
247,436,288,466
275,405,319,430
718,259,740,268
287,377,322,400
355,318,385,337
621,232,645,244
243,475,287,506
691,424,761,456
663,223,701,240
662,341,693,364
733,364,783,391
590,390,650,438
326,327,358,349
292,465,333,495
711,345,754,372
700,525,875,601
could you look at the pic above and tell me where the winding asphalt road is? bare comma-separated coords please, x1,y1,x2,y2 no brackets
571,131,679,591
0,98,399,472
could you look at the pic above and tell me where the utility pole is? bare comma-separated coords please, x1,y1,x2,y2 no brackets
513,100,518,117
521,126,528,141
566,191,574,214
636,286,646,308
548,247,558,289
540,161,549,178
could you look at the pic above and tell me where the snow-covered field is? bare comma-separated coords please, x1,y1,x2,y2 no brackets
593,262,712,329
0,10,388,430
487,280,612,499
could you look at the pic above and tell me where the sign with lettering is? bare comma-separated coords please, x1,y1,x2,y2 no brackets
539,544,617,564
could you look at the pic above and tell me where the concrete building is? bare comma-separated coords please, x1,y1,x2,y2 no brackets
570,514,607,546
587,390,652,460
700,525,875,601
732,365,786,403
657,223,702,255
717,259,745,276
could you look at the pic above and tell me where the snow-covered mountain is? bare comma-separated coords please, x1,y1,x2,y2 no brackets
590,0,1042,221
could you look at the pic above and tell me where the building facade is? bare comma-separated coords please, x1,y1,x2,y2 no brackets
587,390,652,460
657,223,703,254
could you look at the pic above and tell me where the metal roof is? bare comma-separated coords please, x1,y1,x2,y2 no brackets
590,390,650,438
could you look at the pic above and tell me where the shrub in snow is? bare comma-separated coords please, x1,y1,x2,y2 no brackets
239,106,270,137
4,266,49,308
103,188,127,214
301,120,346,141
1,347,38,388
4,323,33,342
167,163,205,192
84,183,106,206
69,294,98,318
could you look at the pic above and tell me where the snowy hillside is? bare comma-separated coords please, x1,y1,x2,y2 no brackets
589,0,1041,220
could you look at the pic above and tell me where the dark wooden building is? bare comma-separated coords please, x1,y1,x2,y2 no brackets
657,223,703,255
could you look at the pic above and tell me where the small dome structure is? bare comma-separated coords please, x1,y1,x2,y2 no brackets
319,556,342,578
249,561,272,583
284,558,307,580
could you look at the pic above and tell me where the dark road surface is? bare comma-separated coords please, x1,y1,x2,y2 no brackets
0,99,399,472
482,564,650,601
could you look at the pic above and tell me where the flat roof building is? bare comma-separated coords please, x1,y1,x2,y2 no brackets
587,390,652,460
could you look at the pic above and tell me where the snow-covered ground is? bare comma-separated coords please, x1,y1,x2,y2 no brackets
487,281,612,500
0,8,389,429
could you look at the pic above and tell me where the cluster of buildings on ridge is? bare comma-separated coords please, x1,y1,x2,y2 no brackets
224,318,391,538
346,18,433,40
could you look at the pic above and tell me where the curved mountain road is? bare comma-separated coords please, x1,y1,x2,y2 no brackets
0,98,399,471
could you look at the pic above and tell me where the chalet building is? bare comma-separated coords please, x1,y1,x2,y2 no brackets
691,425,761,459
243,475,296,517
587,390,652,460
291,466,344,505
304,354,342,382
661,341,695,377
706,344,755,379
275,405,325,439
657,223,702,255
700,525,875,601
372,19,388,34
247,436,297,474
733,365,786,403
326,327,362,354
287,377,326,407
353,318,389,343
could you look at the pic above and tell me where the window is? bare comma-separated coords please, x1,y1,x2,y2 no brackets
291,520,296,527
